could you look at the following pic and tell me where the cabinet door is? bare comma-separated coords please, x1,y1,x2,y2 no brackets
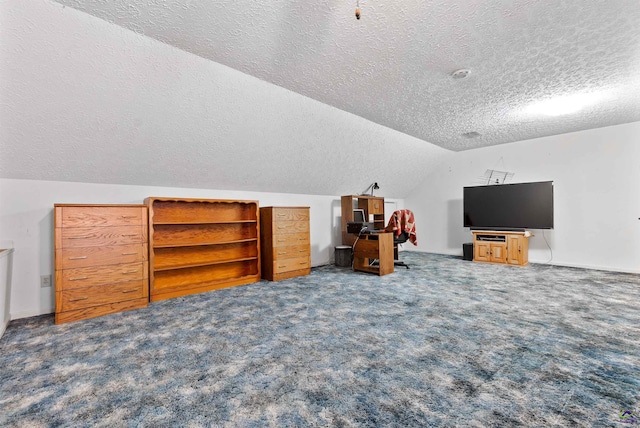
366,198,385,229
490,243,507,263
474,242,491,262
507,235,528,265
368,198,384,215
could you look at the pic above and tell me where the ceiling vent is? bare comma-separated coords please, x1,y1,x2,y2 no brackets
451,69,471,79
462,131,481,138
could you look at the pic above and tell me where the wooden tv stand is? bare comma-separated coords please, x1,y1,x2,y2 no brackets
472,230,531,266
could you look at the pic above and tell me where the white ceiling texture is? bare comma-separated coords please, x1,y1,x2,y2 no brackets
51,0,640,151
2,1,640,198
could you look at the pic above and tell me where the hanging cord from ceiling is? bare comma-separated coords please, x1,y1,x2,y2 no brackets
355,0,361,19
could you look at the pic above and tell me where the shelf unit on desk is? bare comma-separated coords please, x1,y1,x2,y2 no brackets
340,195,385,246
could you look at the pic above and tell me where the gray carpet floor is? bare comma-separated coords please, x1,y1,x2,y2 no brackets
1,253,639,427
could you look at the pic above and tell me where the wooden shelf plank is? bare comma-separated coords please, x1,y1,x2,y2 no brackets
153,256,259,272
149,274,261,302
152,220,257,225
152,238,258,249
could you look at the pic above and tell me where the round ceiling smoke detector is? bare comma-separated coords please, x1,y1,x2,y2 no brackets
451,69,471,79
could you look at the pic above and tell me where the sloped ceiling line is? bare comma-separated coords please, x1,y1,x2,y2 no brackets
51,0,640,151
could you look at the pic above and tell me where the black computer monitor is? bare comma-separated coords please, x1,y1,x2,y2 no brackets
353,209,366,223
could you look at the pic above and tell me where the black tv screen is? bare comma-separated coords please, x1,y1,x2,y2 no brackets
463,181,554,230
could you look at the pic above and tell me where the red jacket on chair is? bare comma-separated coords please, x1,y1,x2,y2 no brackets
385,209,417,245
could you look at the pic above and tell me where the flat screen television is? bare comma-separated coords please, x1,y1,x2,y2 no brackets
463,181,554,230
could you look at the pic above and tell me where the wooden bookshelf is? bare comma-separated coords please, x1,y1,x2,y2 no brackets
145,197,260,301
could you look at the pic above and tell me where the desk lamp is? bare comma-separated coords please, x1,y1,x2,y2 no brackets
360,182,380,196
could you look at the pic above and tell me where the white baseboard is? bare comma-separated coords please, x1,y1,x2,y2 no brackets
528,259,640,274
406,249,640,274
10,308,54,321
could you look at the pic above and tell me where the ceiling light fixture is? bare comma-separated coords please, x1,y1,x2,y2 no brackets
525,92,602,116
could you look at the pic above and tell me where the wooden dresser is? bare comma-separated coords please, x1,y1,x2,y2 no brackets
54,204,149,324
260,206,311,281
145,197,261,301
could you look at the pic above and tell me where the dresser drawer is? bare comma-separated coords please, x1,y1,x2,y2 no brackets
57,206,146,228
273,256,310,274
272,233,310,248
58,280,147,311
272,245,309,260
56,244,148,269
271,220,310,235
272,208,309,222
57,225,146,249
57,262,148,290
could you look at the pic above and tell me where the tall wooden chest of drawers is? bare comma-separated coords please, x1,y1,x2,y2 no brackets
260,206,311,281
54,204,149,324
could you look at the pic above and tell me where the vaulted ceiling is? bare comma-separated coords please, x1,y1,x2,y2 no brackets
52,0,640,151
2,1,640,198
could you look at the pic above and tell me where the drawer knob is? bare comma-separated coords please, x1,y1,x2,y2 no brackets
69,216,87,219
122,270,138,274
69,276,88,281
121,289,138,294
68,256,87,260
277,252,287,255
68,236,89,240
69,296,88,302
123,234,139,237
122,252,138,255
121,215,137,219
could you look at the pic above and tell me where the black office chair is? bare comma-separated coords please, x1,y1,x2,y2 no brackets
393,231,411,269
385,209,417,269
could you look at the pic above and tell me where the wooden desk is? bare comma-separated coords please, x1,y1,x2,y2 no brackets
353,232,394,276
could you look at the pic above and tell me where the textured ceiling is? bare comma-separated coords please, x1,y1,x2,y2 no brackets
52,0,640,151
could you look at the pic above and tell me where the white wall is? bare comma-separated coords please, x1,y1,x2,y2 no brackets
405,122,640,273
0,178,403,320
3,133,638,321
0,0,448,198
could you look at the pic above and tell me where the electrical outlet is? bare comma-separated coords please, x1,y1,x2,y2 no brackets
40,274,52,288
